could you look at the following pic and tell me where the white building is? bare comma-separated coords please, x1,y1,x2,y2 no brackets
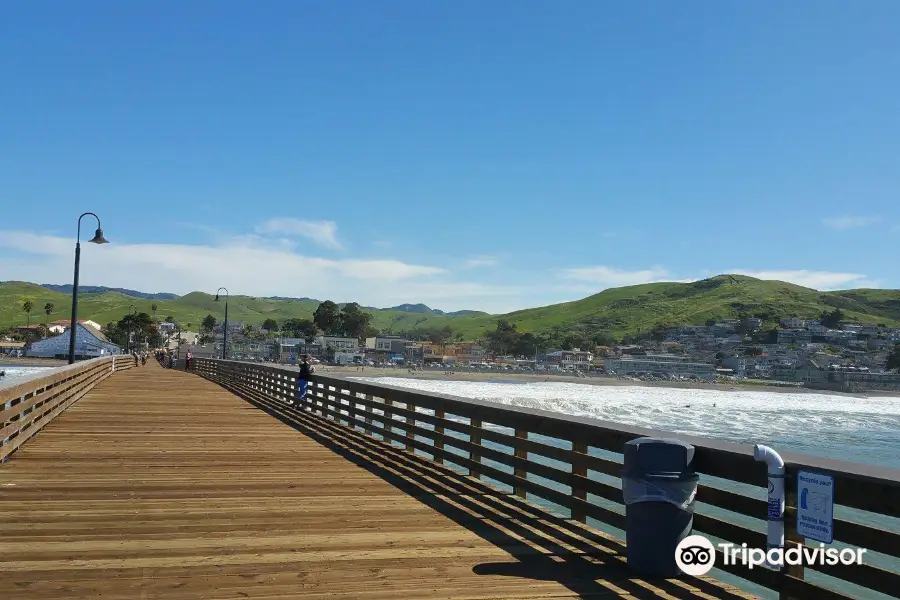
544,350,594,369
315,335,358,351
47,319,103,334
604,357,717,380
27,323,123,359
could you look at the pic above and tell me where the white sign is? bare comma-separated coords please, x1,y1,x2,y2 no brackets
796,470,834,543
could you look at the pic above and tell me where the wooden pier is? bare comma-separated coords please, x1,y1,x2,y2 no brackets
2,356,898,599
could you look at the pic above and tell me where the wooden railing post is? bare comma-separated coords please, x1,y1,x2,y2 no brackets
384,397,394,445
514,428,528,498
363,393,372,435
434,409,444,464
571,440,588,522
405,399,415,452
781,474,804,600
469,418,482,478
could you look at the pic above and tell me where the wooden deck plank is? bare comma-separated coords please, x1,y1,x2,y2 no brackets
0,363,758,600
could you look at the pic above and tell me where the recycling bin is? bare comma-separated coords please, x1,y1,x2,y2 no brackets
622,437,700,577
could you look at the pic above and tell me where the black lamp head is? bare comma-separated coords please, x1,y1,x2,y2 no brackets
89,227,109,244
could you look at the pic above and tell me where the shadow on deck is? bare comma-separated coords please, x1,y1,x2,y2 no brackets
0,362,756,599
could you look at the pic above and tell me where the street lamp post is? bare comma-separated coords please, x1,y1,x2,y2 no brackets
128,305,137,353
68,213,109,364
214,287,229,360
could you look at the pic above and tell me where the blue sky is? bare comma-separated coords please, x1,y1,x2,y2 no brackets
2,1,898,313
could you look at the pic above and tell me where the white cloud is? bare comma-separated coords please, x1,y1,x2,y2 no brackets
0,227,529,313
559,265,883,292
254,218,342,249
821,216,881,230
463,255,500,269
559,265,676,287
730,270,879,290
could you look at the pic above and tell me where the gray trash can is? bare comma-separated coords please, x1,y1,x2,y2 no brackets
622,437,699,577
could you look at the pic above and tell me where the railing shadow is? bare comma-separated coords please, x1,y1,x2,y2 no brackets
206,374,754,600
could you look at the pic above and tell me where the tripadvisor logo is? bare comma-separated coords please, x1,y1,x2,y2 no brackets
675,535,866,576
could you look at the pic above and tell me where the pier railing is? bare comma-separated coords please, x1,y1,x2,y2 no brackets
1,354,136,462
194,358,900,600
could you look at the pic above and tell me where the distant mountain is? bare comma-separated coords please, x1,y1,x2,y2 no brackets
389,303,438,313
388,303,486,317
39,283,179,300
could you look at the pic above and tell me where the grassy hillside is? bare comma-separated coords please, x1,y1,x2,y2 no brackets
1,276,898,340
0,281,461,333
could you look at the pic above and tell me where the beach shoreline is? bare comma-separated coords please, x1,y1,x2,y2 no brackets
316,365,877,396
0,356,67,367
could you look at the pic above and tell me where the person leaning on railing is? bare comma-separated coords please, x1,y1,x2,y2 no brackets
295,355,313,406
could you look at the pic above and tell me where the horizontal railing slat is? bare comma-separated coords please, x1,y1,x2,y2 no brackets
194,359,900,600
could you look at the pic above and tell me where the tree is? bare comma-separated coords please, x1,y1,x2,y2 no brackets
650,323,669,342
484,319,520,356
313,301,342,335
887,344,900,372
116,312,154,350
592,331,616,347
744,347,764,356
820,308,844,329
151,303,158,321
262,318,279,335
201,314,217,332
340,303,373,340
282,318,318,341
146,327,163,349
22,299,34,325
165,315,175,323
44,302,54,323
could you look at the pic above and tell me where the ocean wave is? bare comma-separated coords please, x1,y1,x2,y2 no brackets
349,377,900,468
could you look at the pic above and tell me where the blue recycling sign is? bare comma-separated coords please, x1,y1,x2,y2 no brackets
796,470,834,544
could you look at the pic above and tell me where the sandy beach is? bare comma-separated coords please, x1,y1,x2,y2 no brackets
0,356,67,367
313,365,826,395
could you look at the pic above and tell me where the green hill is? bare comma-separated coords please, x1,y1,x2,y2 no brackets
1,275,898,340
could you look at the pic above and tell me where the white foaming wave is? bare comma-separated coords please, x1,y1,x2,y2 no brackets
353,377,900,466
0,366,56,388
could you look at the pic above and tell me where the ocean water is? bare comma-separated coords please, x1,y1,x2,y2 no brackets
353,377,900,468
0,365,57,389
349,376,900,600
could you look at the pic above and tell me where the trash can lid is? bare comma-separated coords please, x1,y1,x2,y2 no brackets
623,436,696,475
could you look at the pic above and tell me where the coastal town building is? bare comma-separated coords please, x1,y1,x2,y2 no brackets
314,335,359,352
47,319,102,334
604,356,717,380
27,323,123,359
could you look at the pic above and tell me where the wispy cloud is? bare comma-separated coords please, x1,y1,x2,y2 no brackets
560,265,882,292
255,218,342,249
559,265,676,287
821,216,881,230
463,255,500,269
0,226,529,312
374,240,394,249
730,270,879,290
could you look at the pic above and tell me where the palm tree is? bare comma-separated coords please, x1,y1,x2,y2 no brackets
44,302,54,324
23,300,34,325
151,303,158,321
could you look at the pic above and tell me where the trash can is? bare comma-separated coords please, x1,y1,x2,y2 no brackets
622,437,699,577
